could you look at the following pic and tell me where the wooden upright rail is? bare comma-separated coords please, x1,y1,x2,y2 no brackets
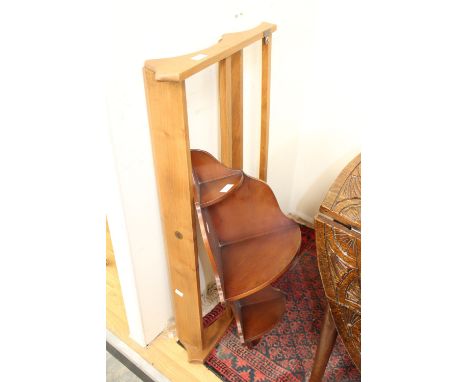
143,22,276,362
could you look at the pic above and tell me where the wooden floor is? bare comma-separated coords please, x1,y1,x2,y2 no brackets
106,221,220,382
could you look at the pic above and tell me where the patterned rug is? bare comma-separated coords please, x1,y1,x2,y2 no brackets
203,225,360,382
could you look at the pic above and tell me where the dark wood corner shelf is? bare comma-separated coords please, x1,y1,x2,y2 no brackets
191,149,300,344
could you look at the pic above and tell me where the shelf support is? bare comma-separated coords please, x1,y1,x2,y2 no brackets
219,56,233,167
259,31,272,181
143,71,204,352
219,51,243,170
231,50,243,170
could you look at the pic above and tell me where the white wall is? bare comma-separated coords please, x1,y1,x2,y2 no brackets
107,0,361,345
266,0,362,221
105,140,146,345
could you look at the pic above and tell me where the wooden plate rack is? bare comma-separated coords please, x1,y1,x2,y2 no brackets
143,22,298,362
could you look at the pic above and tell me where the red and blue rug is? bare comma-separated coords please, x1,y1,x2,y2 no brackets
203,225,360,382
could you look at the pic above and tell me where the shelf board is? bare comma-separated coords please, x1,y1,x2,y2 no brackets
191,149,243,207
221,225,300,301
201,173,301,302
234,286,286,343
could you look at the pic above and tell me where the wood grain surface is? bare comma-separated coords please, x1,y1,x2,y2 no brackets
312,155,361,378
191,149,300,344
259,33,272,181
145,23,276,81
319,154,361,230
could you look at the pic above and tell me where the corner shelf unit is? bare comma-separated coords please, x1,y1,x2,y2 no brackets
143,22,281,362
192,150,300,344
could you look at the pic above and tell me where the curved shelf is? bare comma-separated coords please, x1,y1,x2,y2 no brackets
205,175,299,250
201,174,300,302
192,150,300,302
191,149,243,207
220,224,300,301
191,149,300,345
233,286,286,343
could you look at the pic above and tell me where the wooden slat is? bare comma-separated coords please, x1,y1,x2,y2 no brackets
259,33,272,181
219,57,232,167
231,50,243,170
219,51,243,170
145,22,276,81
143,67,204,356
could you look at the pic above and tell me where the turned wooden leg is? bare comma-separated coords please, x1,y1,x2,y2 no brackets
309,306,338,382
